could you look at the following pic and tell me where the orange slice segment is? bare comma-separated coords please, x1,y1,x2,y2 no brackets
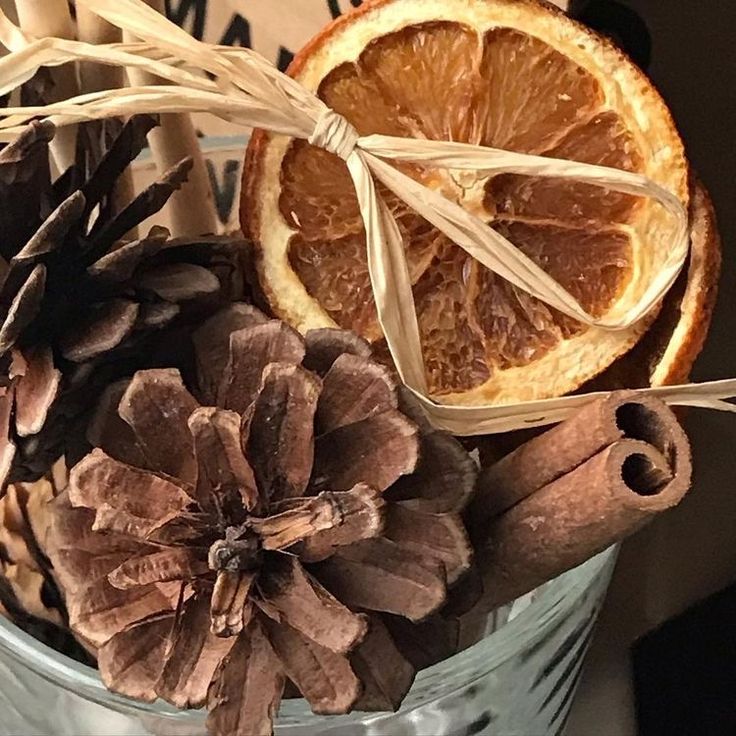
243,0,691,405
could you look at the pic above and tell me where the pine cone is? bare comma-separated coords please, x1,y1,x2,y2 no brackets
0,118,246,486
45,305,476,736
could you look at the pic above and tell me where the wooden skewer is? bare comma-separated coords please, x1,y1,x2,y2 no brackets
123,0,219,237
14,0,79,173
76,6,126,93
75,6,137,234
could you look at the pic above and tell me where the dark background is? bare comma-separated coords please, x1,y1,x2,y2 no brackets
572,0,736,619
568,3,736,734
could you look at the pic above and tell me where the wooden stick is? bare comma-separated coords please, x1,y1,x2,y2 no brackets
14,0,78,173
76,6,126,93
75,6,137,233
123,0,218,237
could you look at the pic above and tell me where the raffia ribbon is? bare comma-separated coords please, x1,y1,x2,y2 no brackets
0,0,733,434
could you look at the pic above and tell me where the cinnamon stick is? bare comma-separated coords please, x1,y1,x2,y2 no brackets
469,391,688,534
123,0,218,237
468,392,692,614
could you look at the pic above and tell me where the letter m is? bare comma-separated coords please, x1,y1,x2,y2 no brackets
165,0,206,41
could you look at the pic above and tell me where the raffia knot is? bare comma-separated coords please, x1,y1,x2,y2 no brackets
309,108,359,160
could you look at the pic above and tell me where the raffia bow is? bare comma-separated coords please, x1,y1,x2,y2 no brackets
0,0,733,434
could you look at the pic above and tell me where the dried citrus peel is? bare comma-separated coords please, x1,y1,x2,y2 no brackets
0,0,729,434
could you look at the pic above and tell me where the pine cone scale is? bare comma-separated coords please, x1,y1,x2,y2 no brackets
205,622,285,736
118,370,199,484
219,321,305,414
108,548,209,591
245,362,319,503
157,593,235,710
189,406,258,515
259,555,367,655
60,299,140,362
263,617,362,715
0,264,46,354
13,347,61,437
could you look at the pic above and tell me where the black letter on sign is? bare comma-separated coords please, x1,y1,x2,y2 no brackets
165,0,206,41
277,47,294,72
221,15,252,48
327,0,363,19
206,159,241,226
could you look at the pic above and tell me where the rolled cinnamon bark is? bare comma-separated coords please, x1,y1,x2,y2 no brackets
468,394,692,614
469,391,688,536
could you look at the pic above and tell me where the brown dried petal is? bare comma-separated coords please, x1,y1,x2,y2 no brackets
86,380,148,468
98,615,174,703
189,407,258,515
296,485,387,563
316,354,397,433
14,191,85,263
158,594,236,709
264,619,361,715
86,226,168,282
59,299,139,362
0,388,17,489
303,328,372,376
68,577,175,646
108,548,208,590
0,264,46,355
13,346,61,438
219,321,306,415
312,411,419,493
137,263,221,302
69,448,192,521
386,431,477,514
206,622,285,736
384,506,472,585
246,363,320,502
192,304,269,405
261,556,367,654
118,369,198,484
315,539,447,622
211,571,256,639
351,616,415,712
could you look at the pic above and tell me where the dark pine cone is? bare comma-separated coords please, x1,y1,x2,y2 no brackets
45,305,477,736
0,117,247,487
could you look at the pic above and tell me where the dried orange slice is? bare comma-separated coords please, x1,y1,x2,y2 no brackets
242,0,695,406
586,178,721,392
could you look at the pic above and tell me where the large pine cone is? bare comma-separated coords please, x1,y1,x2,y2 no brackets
45,305,476,736
0,118,246,486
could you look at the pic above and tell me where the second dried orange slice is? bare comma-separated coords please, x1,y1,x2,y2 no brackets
242,0,690,406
